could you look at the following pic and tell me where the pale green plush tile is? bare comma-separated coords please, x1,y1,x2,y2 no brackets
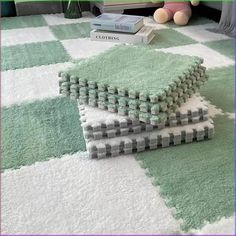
50,22,91,40
64,45,202,100
200,66,234,113
136,114,234,231
2,15,47,30
2,41,71,71
204,39,234,60
2,97,86,170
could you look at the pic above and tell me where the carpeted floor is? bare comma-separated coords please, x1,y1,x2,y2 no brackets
1,12,235,234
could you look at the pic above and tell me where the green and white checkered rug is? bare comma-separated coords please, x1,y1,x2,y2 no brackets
1,12,235,234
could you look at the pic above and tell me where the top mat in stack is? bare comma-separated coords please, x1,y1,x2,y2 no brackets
59,45,208,125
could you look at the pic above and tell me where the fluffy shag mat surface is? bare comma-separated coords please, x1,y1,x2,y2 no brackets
1,12,234,234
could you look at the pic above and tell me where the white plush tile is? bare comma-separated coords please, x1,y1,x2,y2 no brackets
194,216,234,235
2,27,56,46
1,62,73,107
2,152,181,234
156,43,235,69
61,38,119,59
174,23,230,43
43,12,94,26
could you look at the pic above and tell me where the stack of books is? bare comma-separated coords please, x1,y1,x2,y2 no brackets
90,13,155,44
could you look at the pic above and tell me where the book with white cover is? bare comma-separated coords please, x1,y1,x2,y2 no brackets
90,26,155,45
90,13,144,33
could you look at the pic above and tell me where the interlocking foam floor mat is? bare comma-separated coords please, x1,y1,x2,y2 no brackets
85,118,214,159
77,95,214,159
59,45,208,123
2,41,71,71
2,97,86,170
79,95,209,140
136,114,233,231
68,75,207,125
2,13,234,234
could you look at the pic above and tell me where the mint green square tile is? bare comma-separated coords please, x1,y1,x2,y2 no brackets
2,15,48,30
2,97,86,170
50,22,91,40
200,66,234,113
2,41,71,71
204,39,234,60
148,29,196,49
136,114,234,231
65,45,201,98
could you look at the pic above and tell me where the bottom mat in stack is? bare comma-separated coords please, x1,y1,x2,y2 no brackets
77,95,214,159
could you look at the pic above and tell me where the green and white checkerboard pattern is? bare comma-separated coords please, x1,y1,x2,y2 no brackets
1,12,234,234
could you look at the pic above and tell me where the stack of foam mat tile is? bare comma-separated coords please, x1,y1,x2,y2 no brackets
59,45,214,158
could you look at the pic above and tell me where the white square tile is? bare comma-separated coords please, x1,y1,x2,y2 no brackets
61,38,119,59
2,153,181,234
2,63,73,107
2,27,56,46
156,43,235,69
43,12,94,26
174,23,230,43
